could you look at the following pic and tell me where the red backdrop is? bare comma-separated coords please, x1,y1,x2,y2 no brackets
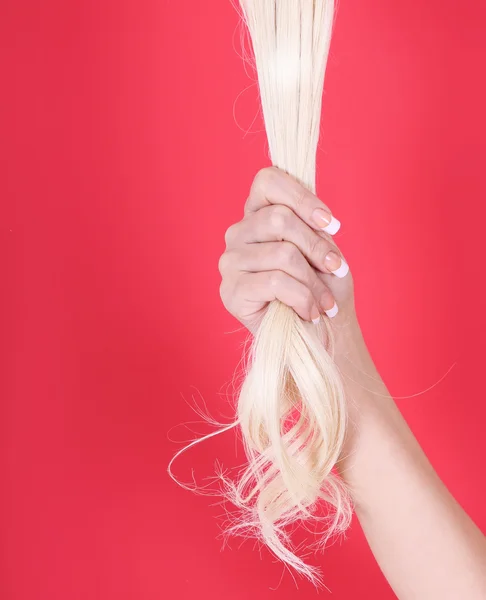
2,1,486,598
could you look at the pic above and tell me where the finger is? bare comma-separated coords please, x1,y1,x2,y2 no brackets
226,205,350,278
225,241,332,311
235,270,337,323
244,167,341,235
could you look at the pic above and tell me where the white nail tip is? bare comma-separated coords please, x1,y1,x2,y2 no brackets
325,303,339,318
312,315,321,325
332,260,350,279
322,217,341,235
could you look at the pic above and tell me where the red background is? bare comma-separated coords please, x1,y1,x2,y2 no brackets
2,1,486,598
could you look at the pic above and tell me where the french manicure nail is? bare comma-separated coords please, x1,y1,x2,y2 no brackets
325,251,350,278
325,303,339,318
311,306,321,324
312,208,341,235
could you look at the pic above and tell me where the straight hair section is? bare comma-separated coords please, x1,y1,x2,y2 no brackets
170,0,352,586
227,0,352,583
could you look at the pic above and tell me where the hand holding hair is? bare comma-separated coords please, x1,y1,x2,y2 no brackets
172,0,486,594
174,0,350,582
218,169,486,599
219,166,352,331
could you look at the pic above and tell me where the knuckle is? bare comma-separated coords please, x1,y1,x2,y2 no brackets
268,204,292,232
268,271,283,290
253,166,277,194
224,223,238,247
218,251,235,276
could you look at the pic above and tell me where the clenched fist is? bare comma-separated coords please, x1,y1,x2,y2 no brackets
218,167,355,333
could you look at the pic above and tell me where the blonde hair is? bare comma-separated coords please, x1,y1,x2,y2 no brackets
170,0,351,584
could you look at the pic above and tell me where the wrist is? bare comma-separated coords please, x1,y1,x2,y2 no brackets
331,315,397,471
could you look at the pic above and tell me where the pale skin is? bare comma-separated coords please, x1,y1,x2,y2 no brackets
218,167,486,600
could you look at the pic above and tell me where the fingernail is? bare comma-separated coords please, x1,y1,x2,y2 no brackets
325,251,350,278
325,303,339,318
311,307,321,325
312,208,341,235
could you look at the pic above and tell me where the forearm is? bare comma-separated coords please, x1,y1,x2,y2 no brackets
334,318,486,600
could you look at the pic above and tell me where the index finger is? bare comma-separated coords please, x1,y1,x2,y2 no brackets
244,167,341,235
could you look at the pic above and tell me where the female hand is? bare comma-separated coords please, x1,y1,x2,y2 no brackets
218,171,486,600
218,167,356,333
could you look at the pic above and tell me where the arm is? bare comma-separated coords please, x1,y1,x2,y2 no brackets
335,317,486,600
219,166,486,598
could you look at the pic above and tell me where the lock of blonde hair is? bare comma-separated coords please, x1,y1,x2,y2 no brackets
170,0,352,585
